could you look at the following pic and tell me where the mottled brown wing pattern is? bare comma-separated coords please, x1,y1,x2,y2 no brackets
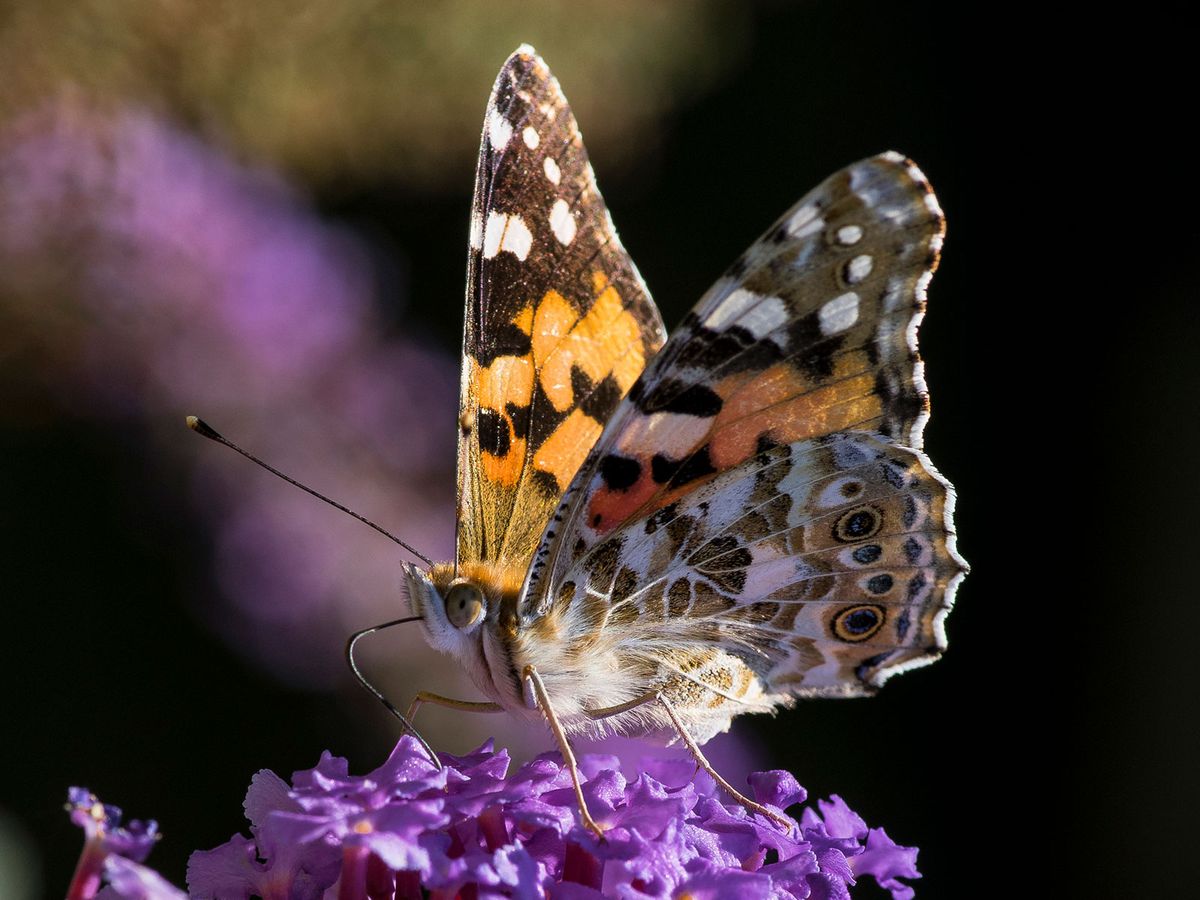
519,153,965,708
536,435,960,704
456,47,667,573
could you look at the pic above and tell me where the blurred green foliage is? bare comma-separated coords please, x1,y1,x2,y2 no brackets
0,0,745,190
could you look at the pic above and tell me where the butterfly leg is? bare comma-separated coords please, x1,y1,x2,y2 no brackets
522,665,606,839
657,695,793,831
405,691,502,723
581,693,792,830
582,692,660,720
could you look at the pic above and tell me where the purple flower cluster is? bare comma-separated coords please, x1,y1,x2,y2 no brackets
177,737,920,900
65,742,918,899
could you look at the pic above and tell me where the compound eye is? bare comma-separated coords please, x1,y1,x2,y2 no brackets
444,582,485,630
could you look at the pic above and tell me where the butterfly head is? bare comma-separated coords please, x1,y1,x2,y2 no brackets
402,561,523,654
401,562,483,653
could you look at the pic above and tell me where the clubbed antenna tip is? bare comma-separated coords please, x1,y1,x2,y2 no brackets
186,415,222,441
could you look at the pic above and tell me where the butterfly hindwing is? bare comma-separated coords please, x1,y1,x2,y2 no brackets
521,153,966,697
457,46,667,573
532,434,961,700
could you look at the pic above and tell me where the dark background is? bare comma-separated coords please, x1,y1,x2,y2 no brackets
1,3,1179,898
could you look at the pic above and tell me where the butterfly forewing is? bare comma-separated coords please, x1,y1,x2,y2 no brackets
521,153,966,697
456,47,667,574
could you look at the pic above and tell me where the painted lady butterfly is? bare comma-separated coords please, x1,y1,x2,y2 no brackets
401,46,967,835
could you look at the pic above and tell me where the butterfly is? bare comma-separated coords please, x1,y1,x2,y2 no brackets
401,45,967,835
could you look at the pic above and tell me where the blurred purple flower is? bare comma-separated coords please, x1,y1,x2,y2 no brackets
66,788,182,900
177,737,921,899
0,101,466,712
67,787,160,864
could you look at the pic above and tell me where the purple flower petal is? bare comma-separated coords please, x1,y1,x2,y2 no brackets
692,795,804,862
243,769,301,828
185,834,263,900
676,862,774,900
349,802,447,872
602,772,693,839
851,828,921,900
96,856,187,900
748,769,807,810
596,820,693,898
817,794,870,841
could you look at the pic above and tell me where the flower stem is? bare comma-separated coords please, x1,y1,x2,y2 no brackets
65,838,106,900
338,845,369,900
394,869,422,900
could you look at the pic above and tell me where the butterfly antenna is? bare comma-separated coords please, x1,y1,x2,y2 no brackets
186,416,434,567
346,617,442,769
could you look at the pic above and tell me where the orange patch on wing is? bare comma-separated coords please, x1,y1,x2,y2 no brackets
531,291,577,378
481,435,527,486
537,274,646,412
472,352,535,488
534,408,602,489
513,304,534,335
588,272,646,393
710,354,881,469
473,355,534,411
472,275,653,503
586,351,887,530
585,465,661,534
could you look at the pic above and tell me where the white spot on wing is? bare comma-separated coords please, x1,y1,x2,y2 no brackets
482,210,505,259
482,211,533,261
469,212,484,250
882,276,906,313
707,287,767,330
487,110,513,149
706,290,789,338
543,157,561,185
846,254,873,284
740,294,789,337
549,199,576,245
819,292,860,336
501,214,533,260
836,225,863,245
645,411,713,453
523,126,540,149
786,204,823,239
